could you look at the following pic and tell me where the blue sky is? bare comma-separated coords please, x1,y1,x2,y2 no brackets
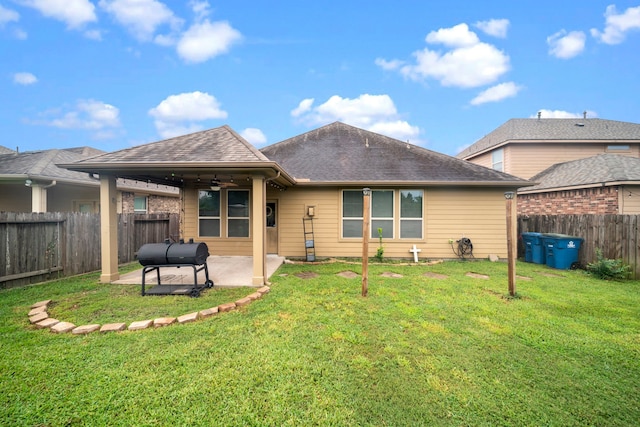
2,1,640,156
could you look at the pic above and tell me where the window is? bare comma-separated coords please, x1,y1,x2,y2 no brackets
400,190,423,239
342,190,363,238
492,148,504,172
227,190,250,238
199,190,220,237
371,190,393,238
607,144,630,151
134,196,147,212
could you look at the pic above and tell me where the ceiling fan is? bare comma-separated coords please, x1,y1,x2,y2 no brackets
209,176,238,191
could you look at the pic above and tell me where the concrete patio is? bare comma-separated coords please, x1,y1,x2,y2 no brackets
114,255,285,288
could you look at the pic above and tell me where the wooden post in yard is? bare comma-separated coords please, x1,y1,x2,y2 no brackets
505,192,516,296
362,188,371,297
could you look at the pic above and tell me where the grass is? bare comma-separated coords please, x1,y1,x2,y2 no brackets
1,260,639,426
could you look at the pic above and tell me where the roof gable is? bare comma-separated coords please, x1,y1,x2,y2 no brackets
457,118,640,159
522,154,640,192
262,122,528,185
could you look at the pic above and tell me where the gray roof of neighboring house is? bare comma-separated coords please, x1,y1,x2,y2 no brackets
457,118,640,159
0,147,104,183
519,154,640,193
261,121,529,185
0,145,16,155
70,125,270,165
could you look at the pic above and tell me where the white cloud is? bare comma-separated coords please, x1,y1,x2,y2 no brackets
591,5,640,44
149,91,228,138
35,99,121,133
99,0,181,41
470,82,522,106
19,0,96,29
292,94,421,143
547,30,586,59
13,72,37,85
240,128,267,146
475,19,510,38
0,4,19,26
176,20,242,63
379,23,510,89
532,109,598,119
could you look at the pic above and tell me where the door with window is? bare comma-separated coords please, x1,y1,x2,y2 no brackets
266,201,278,254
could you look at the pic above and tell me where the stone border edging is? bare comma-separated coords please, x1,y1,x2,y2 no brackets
27,286,271,335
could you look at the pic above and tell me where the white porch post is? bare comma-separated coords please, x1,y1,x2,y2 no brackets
251,175,266,286
100,175,119,283
30,185,47,212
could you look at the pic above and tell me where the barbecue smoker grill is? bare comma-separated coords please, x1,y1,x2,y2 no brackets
137,239,213,297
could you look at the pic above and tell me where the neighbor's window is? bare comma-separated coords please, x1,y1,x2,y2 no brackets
371,190,394,238
606,144,630,151
400,190,423,239
134,196,147,212
492,148,504,172
227,190,250,238
342,190,363,238
199,190,220,237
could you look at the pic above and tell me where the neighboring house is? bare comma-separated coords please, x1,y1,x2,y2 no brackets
61,122,530,285
518,154,640,215
0,146,180,213
456,117,640,180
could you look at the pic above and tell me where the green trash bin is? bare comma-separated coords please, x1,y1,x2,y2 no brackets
542,233,583,269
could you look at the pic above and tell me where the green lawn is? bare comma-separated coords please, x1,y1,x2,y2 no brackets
1,260,638,426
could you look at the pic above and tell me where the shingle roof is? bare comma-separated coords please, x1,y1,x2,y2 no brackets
520,154,640,193
0,148,105,183
71,125,269,165
261,122,529,185
457,118,640,159
0,145,16,155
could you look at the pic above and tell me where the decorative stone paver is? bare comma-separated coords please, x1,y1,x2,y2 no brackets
129,320,153,331
29,312,49,324
100,323,127,333
337,271,359,279
423,272,448,279
72,324,101,335
177,312,199,324
466,272,490,279
381,272,403,278
51,322,76,333
295,271,319,279
28,285,272,335
153,317,176,327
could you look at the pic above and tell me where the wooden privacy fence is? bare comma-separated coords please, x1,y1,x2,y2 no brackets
0,212,179,289
518,214,639,279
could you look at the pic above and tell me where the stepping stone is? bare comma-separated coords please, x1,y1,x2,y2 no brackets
516,275,532,281
28,306,48,316
257,286,270,294
51,322,76,333
423,272,448,279
218,302,236,312
153,317,176,327
36,318,60,329
337,271,359,279
177,312,199,324
31,300,52,309
29,312,48,324
295,271,319,279
381,272,403,278
100,323,127,333
466,272,489,279
235,297,252,307
129,320,153,331
72,324,101,335
199,307,219,318
246,292,262,301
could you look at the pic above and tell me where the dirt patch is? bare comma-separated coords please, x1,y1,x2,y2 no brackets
539,272,563,278
337,271,359,279
295,271,320,279
516,275,532,281
380,272,403,278
466,272,489,279
423,272,448,279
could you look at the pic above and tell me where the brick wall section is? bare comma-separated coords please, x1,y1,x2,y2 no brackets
121,192,180,214
518,186,619,215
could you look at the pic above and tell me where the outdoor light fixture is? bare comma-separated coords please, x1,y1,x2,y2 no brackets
363,187,371,196
25,179,32,187
504,191,515,200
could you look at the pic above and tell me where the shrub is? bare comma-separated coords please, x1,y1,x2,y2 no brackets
586,248,631,280
375,227,384,262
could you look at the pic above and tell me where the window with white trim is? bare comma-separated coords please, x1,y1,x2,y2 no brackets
492,148,504,172
342,190,363,238
227,190,250,238
371,190,393,238
400,190,423,239
198,190,220,237
134,195,147,212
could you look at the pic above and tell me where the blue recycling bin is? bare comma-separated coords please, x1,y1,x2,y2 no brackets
521,232,545,264
542,233,583,269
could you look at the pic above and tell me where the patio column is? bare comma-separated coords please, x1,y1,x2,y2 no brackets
100,174,119,283
30,184,47,212
251,175,266,286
